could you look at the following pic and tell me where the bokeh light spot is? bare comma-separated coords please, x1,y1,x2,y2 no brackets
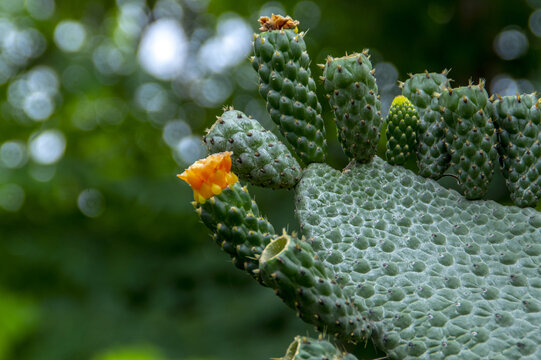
23,92,54,121
29,130,66,165
490,74,518,96
54,20,87,53
493,28,528,60
174,136,207,165
0,184,25,212
163,120,191,147
77,189,105,218
136,83,168,112
1,141,27,168
138,18,188,80
26,0,55,20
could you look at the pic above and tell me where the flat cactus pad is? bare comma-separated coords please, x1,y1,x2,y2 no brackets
296,157,541,359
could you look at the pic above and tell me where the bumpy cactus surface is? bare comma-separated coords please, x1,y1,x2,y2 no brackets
177,14,541,360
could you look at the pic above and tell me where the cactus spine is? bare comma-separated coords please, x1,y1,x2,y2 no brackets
251,15,327,164
323,52,382,162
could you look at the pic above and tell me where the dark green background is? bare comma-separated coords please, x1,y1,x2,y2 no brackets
0,0,540,359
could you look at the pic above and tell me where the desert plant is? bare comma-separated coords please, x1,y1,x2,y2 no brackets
178,15,541,360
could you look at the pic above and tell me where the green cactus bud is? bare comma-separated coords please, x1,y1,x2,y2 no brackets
251,15,327,164
490,94,541,207
282,336,359,360
401,70,451,178
260,233,370,344
439,82,498,199
385,95,419,165
297,156,541,360
204,109,302,189
323,52,383,162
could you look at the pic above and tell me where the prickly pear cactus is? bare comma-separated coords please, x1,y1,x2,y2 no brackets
177,14,541,360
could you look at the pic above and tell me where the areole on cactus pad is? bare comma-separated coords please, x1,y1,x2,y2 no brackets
177,13,541,360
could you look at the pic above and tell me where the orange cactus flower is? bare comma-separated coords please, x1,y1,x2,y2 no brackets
177,152,239,204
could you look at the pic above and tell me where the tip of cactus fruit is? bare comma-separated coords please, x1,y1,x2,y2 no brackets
258,14,299,32
391,95,411,106
177,152,238,204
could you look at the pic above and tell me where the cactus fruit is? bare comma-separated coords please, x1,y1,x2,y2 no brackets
260,233,369,344
439,82,498,199
297,157,541,359
177,14,541,360
490,94,541,208
251,14,327,164
282,336,359,360
178,152,275,282
323,52,382,162
385,95,419,165
204,109,302,189
401,71,450,178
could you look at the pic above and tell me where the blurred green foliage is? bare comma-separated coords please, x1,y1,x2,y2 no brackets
0,0,540,359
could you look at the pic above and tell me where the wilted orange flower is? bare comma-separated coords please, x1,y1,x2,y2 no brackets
177,152,238,204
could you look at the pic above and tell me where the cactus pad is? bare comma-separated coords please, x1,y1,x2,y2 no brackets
252,16,327,164
204,109,302,189
323,52,382,162
491,94,541,208
296,156,541,359
439,83,498,199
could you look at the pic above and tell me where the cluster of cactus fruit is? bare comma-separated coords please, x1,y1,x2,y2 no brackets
178,15,541,360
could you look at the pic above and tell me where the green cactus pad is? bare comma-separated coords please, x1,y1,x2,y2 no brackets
401,71,450,179
490,94,541,208
260,233,369,344
385,95,419,165
282,335,359,360
323,52,382,162
251,18,327,164
204,109,302,189
197,182,275,282
439,83,498,199
296,156,541,359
